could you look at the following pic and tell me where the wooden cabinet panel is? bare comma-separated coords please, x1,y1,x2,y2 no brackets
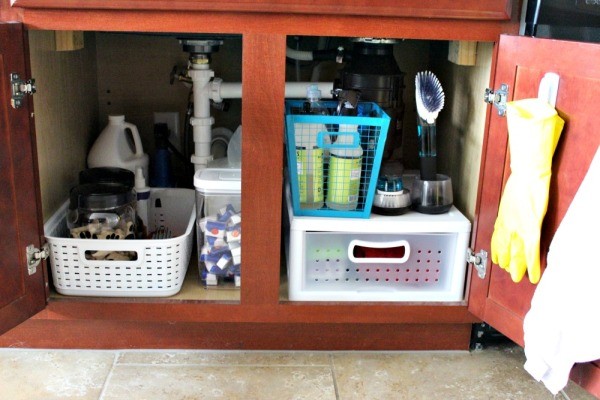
14,11,520,44
468,34,600,397
0,23,47,335
469,36,600,347
486,58,600,321
11,0,513,20
240,33,286,306
493,62,600,329
0,319,473,350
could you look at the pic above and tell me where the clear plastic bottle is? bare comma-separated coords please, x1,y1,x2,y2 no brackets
326,128,363,211
417,116,437,181
135,167,150,238
295,85,328,209
305,85,327,112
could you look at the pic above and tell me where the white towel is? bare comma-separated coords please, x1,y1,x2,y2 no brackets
523,146,600,394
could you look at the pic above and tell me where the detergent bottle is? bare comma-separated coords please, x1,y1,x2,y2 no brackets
326,128,363,211
87,115,149,178
295,85,328,210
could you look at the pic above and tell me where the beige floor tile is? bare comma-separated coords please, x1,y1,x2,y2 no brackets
332,345,595,400
0,346,595,400
0,349,115,400
101,364,336,400
117,350,330,366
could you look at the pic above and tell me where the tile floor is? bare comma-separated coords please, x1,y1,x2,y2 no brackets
0,343,594,400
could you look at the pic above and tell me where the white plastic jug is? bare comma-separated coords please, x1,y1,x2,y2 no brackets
88,115,149,178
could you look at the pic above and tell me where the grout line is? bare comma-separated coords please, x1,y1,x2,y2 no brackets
97,351,120,400
113,349,329,354
114,350,331,367
329,354,341,400
559,389,572,400
108,362,331,368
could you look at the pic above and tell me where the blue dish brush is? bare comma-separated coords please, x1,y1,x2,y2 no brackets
415,71,445,180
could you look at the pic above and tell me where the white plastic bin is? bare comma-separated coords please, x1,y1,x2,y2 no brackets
284,185,471,302
194,164,242,287
44,188,196,297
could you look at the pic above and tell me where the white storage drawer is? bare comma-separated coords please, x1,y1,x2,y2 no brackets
285,185,471,302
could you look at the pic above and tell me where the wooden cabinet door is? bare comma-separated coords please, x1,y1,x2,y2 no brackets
0,22,47,335
468,34,600,395
469,34,600,344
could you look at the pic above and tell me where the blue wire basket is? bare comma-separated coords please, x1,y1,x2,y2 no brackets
285,100,390,218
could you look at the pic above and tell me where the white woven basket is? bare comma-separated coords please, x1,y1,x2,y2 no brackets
44,188,196,297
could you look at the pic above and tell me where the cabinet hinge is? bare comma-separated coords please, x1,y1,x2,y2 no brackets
10,73,37,109
484,83,508,117
466,248,488,279
26,243,49,275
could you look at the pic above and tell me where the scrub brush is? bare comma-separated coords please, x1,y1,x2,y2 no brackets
372,176,411,215
415,71,445,180
415,71,445,124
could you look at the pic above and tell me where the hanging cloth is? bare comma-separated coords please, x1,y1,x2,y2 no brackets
523,146,600,394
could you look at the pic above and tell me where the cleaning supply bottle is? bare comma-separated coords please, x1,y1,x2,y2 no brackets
151,123,174,187
305,84,329,114
295,84,328,209
417,116,438,181
88,115,150,178
326,128,363,210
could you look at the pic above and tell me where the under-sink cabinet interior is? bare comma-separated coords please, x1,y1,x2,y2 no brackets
30,31,492,304
29,30,493,302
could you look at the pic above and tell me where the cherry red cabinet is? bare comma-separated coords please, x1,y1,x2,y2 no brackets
0,1,598,395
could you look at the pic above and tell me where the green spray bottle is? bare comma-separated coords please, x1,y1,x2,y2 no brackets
295,85,328,209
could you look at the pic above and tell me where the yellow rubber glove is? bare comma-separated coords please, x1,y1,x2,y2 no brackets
491,98,564,284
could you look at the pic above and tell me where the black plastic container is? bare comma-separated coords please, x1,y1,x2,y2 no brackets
340,39,406,161
79,167,135,189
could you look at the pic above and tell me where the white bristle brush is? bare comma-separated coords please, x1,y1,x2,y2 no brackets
415,71,445,124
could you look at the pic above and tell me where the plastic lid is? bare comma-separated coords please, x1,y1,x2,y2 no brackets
69,183,136,210
108,115,125,123
79,167,135,189
330,131,363,158
306,84,321,102
135,167,147,190
194,167,241,194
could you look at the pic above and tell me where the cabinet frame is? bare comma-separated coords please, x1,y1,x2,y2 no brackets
0,0,514,345
4,3,600,396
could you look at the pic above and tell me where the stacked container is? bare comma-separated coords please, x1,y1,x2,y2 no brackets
283,183,471,302
194,163,242,287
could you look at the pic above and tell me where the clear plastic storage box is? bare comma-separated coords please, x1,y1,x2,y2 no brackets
194,165,242,287
284,185,471,302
